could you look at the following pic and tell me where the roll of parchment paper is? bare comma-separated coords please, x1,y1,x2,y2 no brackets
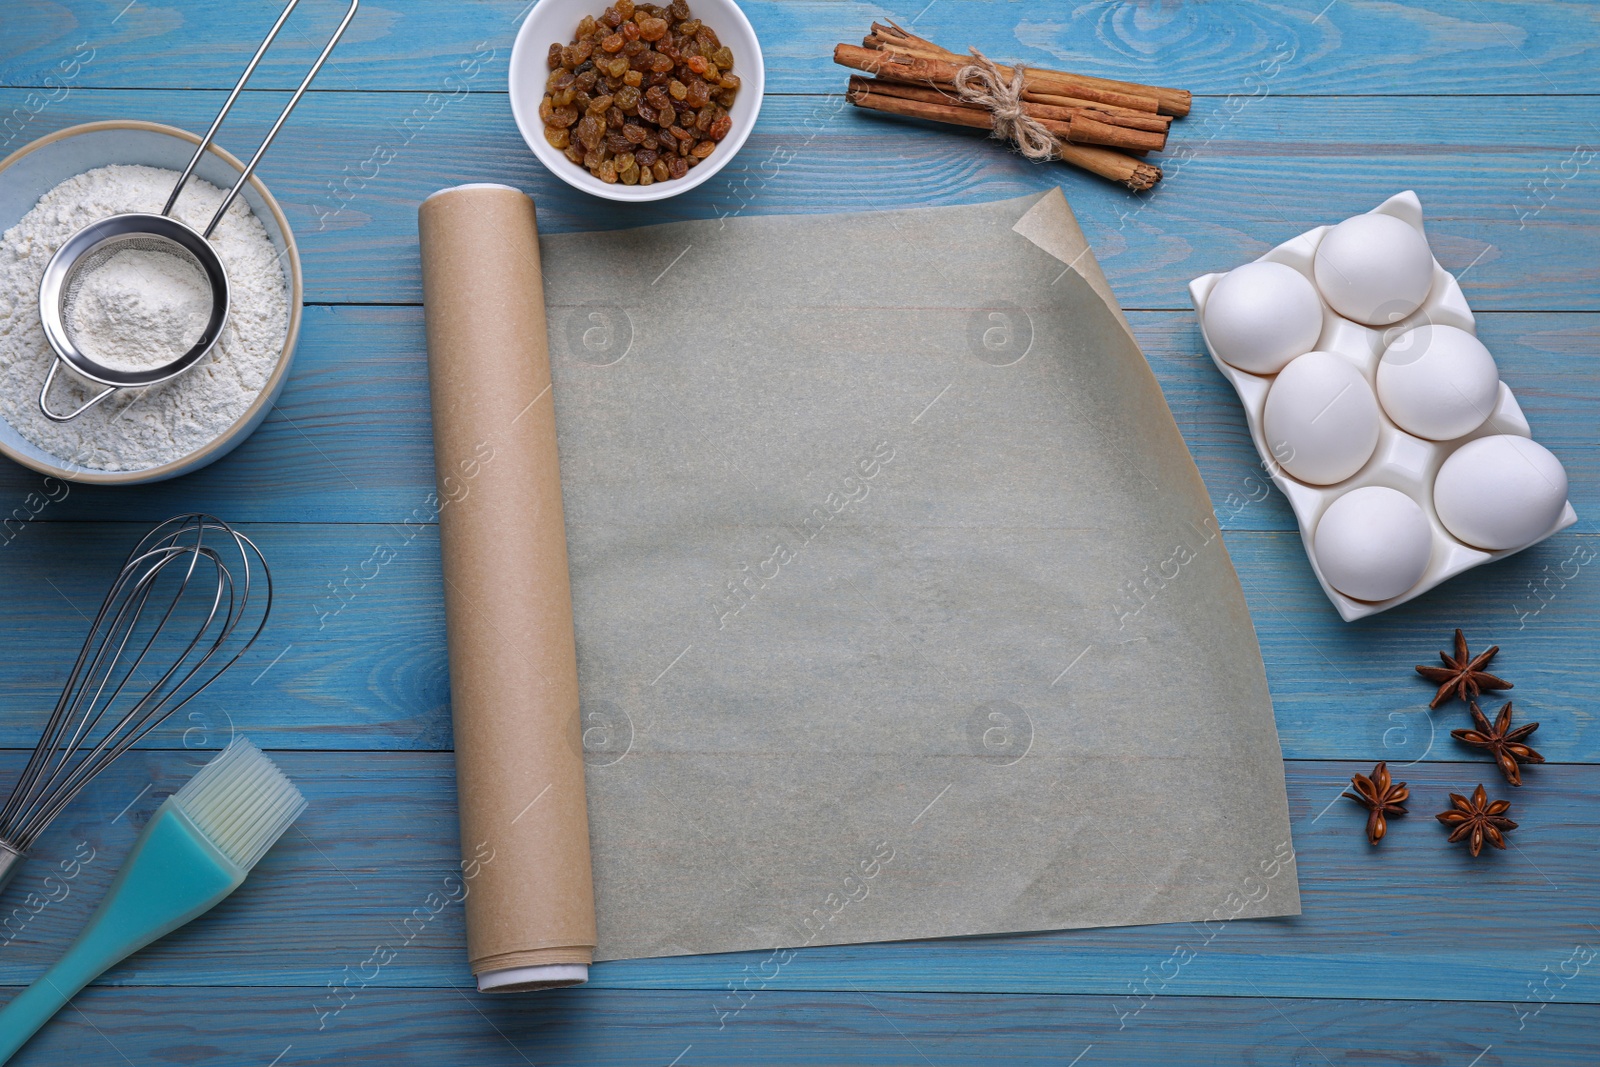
418,183,596,993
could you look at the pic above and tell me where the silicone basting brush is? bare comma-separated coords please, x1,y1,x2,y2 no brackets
0,737,306,1063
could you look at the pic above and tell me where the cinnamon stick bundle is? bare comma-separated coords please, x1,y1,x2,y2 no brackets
846,80,1161,191
836,43,1161,116
833,22,1190,192
846,77,1165,154
867,22,1192,118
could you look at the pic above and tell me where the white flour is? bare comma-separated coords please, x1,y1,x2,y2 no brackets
0,165,289,471
64,244,212,372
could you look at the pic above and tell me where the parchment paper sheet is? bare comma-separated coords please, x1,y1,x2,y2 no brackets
541,189,1300,960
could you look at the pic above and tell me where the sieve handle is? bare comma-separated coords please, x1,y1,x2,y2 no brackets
162,0,360,238
38,361,116,423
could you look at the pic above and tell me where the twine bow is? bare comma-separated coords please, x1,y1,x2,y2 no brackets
952,49,1056,161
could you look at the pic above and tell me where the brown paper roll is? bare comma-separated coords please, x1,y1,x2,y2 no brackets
418,183,596,992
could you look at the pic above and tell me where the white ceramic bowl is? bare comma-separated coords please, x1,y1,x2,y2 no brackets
0,120,302,485
509,0,764,202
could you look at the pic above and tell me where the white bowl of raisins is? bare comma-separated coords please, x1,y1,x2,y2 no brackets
510,0,764,201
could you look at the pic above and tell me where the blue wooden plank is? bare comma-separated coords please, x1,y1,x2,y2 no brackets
5,0,1600,98
0,305,443,524
5,987,1596,1067
0,752,1592,1005
0,519,1592,758
0,307,1591,530
1,90,1597,310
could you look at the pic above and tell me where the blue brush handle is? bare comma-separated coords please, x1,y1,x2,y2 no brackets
0,800,243,1065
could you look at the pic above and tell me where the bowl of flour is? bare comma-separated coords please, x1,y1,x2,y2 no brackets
0,120,301,483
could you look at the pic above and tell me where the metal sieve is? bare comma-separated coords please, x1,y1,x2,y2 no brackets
35,0,358,422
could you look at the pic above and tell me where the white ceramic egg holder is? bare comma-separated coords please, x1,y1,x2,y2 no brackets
1188,191,1577,622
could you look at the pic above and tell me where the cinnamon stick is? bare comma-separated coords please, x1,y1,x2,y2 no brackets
868,22,1192,118
1055,141,1160,192
835,43,1161,115
846,76,1165,153
845,80,1161,191
1022,91,1171,130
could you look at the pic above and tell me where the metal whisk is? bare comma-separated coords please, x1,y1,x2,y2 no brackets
0,515,271,893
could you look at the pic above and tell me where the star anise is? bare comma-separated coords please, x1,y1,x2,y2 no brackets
1436,784,1517,857
1452,701,1543,786
1341,761,1409,844
1415,628,1512,709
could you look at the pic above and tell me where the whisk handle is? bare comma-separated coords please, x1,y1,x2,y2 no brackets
0,845,25,900
0,802,242,1065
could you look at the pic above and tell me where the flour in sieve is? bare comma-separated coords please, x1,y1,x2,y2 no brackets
63,244,213,372
0,165,289,471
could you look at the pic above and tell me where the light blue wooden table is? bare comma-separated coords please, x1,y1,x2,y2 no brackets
1,1,1597,1063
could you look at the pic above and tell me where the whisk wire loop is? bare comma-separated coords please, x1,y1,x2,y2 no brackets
0,516,270,858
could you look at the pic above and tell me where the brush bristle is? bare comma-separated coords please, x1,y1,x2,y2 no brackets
172,737,306,872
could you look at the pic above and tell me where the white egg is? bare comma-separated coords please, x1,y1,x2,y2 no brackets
1202,261,1324,374
1434,435,1569,550
1313,213,1435,325
1262,351,1381,485
1314,486,1433,601
1377,325,1499,440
